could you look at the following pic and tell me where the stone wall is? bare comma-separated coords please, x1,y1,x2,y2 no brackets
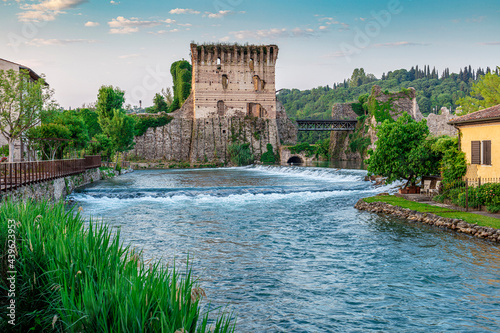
2,168,101,203
355,198,500,243
426,107,458,136
132,112,282,164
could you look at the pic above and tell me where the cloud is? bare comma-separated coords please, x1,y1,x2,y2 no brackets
229,27,319,40
372,41,430,48
25,38,96,46
178,23,192,27
110,0,119,4
478,42,500,45
169,8,200,15
205,10,233,18
317,16,349,29
84,21,99,27
18,0,88,22
108,16,166,34
148,28,180,35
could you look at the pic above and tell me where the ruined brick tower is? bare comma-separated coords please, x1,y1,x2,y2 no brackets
132,43,297,164
190,43,279,119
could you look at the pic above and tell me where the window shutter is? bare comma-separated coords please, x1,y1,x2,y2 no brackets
483,140,491,165
471,141,481,164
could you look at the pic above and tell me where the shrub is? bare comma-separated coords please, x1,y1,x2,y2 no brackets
228,143,254,166
0,200,235,332
487,206,500,214
260,143,278,164
476,183,500,206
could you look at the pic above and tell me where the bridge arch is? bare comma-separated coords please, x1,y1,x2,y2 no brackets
287,156,303,164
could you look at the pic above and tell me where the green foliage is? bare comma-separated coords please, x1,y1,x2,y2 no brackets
476,183,500,206
26,123,71,159
289,142,315,157
228,143,254,166
0,200,235,332
260,143,278,164
363,195,500,229
487,206,500,214
277,65,487,121
349,68,377,88
315,138,330,159
96,85,125,130
148,93,169,113
132,113,174,137
78,108,102,138
430,135,467,184
170,60,192,112
107,109,136,153
457,68,500,115
367,113,440,187
88,134,114,161
0,69,54,161
0,145,8,157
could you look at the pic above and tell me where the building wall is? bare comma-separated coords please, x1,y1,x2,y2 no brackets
459,122,500,179
190,44,278,119
0,59,19,72
0,59,22,160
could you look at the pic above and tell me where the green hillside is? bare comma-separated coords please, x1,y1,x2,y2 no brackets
277,65,498,121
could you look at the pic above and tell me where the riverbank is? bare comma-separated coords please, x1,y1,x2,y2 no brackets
355,195,500,242
0,200,234,331
0,166,133,203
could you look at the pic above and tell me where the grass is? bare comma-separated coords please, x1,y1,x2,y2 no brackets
363,195,500,229
0,200,235,332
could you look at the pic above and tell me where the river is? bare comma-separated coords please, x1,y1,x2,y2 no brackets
69,166,500,332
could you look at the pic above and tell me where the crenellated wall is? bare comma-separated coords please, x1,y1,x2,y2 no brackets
132,43,297,165
190,43,278,119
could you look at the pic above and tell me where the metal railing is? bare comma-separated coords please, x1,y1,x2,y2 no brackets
0,156,101,192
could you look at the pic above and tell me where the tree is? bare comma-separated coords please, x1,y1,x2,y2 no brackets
431,136,467,184
26,123,71,160
367,113,440,187
107,109,136,155
78,108,101,139
0,69,53,161
96,85,125,130
95,85,135,162
457,67,500,115
150,93,168,113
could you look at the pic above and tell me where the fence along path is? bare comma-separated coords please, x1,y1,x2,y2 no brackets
0,156,101,192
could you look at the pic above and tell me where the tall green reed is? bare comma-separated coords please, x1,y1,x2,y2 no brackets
0,200,235,332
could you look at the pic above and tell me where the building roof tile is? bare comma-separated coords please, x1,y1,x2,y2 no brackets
449,104,500,124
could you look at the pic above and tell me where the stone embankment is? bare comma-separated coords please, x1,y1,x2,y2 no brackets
2,167,133,203
355,199,500,243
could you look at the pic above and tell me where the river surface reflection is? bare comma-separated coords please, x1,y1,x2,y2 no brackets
70,166,500,332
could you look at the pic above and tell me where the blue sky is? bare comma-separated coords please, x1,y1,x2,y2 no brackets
1,0,499,108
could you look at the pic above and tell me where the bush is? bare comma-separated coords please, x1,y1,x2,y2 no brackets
487,205,500,214
228,143,254,166
0,200,235,332
288,142,315,157
260,144,278,164
476,183,500,206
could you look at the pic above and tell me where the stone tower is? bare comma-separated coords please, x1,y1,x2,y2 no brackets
190,43,279,119
132,43,297,164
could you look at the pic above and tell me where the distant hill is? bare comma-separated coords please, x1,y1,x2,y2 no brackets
277,65,498,120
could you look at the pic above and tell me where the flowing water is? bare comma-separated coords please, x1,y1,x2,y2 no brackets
69,166,500,332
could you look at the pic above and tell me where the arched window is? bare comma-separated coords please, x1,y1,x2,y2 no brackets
249,58,254,71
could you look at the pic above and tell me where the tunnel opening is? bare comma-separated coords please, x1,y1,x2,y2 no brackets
287,156,303,164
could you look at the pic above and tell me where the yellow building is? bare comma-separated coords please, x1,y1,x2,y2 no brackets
449,104,500,179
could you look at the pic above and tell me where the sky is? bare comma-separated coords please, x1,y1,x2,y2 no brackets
1,0,499,108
